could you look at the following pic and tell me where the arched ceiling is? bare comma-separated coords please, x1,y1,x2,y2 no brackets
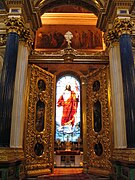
33,0,105,16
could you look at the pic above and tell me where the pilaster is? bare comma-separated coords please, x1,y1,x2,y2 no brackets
114,17,135,148
0,16,25,179
10,28,33,148
0,17,24,147
105,29,127,148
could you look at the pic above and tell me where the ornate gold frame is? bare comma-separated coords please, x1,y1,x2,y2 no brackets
24,64,56,177
83,65,112,175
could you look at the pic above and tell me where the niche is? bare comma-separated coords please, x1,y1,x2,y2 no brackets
36,100,45,132
93,100,102,132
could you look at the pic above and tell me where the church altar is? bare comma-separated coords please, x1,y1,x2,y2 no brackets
54,150,83,167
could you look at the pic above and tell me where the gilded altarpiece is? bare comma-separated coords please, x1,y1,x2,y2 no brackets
24,64,56,177
84,66,112,174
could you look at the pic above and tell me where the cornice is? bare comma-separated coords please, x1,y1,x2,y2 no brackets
29,48,109,64
5,0,24,8
97,0,133,32
97,0,115,32
5,0,42,31
23,0,41,31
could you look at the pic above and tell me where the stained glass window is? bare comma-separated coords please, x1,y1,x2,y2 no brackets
55,75,81,142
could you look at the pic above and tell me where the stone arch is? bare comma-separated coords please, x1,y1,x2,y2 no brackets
34,0,105,16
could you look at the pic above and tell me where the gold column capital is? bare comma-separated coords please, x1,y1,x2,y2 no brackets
20,27,34,47
104,29,119,47
5,17,34,47
5,17,24,35
104,18,134,47
113,18,134,36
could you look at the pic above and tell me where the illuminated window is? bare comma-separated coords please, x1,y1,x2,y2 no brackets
55,75,81,142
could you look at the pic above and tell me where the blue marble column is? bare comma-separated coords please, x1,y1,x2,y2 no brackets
0,32,19,147
119,34,135,148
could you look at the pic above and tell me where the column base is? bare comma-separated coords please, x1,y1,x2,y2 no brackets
0,148,25,179
110,148,135,179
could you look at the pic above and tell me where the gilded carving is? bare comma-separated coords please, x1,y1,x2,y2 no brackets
0,34,7,46
112,148,135,162
104,29,119,47
114,18,134,36
30,49,109,62
5,17,24,35
84,66,112,172
0,148,24,161
105,18,134,46
20,27,33,46
24,64,55,176
4,17,34,47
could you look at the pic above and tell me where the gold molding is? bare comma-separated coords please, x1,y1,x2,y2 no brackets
84,66,112,172
0,148,24,161
6,0,23,7
41,13,97,25
112,148,135,162
24,64,55,176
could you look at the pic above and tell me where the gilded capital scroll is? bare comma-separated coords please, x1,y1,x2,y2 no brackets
113,18,134,36
5,17,33,46
105,18,134,47
104,29,119,47
5,17,24,35
20,27,33,46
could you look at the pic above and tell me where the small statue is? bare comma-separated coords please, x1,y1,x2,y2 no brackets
64,31,73,48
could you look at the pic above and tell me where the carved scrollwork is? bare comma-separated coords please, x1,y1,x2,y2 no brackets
20,27,33,46
0,34,7,46
105,18,134,46
112,148,135,162
4,17,33,46
5,17,24,35
24,64,55,176
0,148,24,161
85,66,112,171
104,29,119,47
114,18,134,36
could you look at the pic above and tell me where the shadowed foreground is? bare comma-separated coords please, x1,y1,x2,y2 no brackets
26,168,110,180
